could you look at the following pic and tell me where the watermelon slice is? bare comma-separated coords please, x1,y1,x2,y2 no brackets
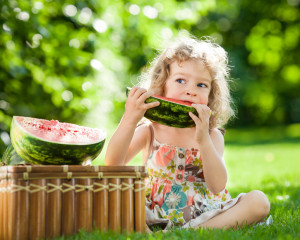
126,87,198,128
10,116,106,165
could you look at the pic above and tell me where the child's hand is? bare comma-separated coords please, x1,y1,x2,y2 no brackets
189,104,211,144
124,87,160,125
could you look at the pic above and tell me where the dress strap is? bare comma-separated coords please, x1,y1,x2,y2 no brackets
148,124,155,154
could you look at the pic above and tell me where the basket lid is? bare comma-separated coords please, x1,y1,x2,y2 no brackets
0,165,147,180
0,165,145,173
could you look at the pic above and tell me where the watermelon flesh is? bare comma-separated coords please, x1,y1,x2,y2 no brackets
152,95,193,106
21,118,102,144
11,116,106,165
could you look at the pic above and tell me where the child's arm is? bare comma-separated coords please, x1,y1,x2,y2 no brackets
189,105,227,194
198,129,227,194
105,87,159,166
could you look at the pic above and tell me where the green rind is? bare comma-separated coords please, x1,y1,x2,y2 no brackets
10,117,106,165
126,87,198,128
145,96,198,128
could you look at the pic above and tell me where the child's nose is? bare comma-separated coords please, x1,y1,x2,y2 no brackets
186,89,197,97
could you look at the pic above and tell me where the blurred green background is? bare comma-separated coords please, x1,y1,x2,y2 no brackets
1,0,299,162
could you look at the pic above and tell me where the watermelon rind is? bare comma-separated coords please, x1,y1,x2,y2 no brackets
10,116,106,165
126,87,198,128
1,144,27,165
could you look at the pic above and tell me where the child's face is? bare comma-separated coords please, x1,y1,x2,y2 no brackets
163,60,212,105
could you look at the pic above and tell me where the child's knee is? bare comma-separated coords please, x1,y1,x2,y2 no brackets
248,190,270,218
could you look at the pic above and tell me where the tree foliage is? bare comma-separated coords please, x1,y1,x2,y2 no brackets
0,0,299,157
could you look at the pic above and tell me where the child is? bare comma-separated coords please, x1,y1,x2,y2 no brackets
105,35,270,230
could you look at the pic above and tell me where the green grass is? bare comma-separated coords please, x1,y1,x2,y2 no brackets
55,125,300,240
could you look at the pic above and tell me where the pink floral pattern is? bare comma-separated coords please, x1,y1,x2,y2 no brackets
187,175,195,182
155,145,175,166
187,196,194,206
146,138,233,228
185,148,198,164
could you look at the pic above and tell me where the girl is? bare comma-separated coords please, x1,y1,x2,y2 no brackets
105,36,270,230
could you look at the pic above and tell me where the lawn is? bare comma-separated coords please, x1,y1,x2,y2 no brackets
56,125,300,240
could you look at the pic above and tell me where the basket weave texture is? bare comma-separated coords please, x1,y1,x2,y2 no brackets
0,165,147,240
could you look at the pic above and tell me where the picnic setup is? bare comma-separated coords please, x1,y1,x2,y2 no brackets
0,116,147,240
1,0,299,239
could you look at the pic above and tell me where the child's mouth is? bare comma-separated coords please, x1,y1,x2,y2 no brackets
182,100,194,105
152,95,195,106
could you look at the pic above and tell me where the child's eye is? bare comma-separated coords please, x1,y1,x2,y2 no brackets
176,79,185,84
197,83,207,88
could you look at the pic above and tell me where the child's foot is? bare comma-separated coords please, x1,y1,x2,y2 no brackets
254,215,273,227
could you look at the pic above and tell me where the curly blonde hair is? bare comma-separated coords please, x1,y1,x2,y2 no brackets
139,35,235,129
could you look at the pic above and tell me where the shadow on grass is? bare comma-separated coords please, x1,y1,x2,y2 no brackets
226,136,300,146
224,125,300,146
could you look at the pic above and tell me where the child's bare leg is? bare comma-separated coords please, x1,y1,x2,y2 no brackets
196,190,270,229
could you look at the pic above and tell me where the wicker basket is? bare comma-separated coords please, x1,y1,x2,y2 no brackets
0,165,147,240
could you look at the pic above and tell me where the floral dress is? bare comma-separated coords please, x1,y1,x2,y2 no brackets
145,138,245,230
